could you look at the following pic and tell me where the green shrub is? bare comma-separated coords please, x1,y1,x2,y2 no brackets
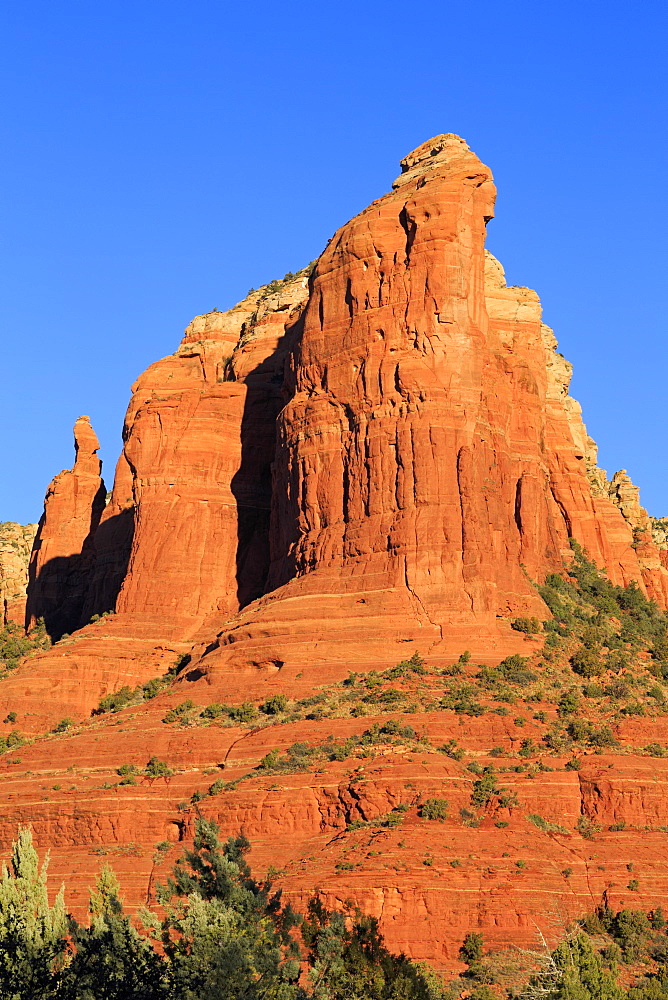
527,813,569,834
421,798,449,821
3,712,16,724
589,725,618,748
576,816,601,839
571,647,605,678
471,767,498,808
97,686,134,714
558,689,580,716
142,678,165,700
201,702,227,719
619,701,646,717
258,749,281,770
145,757,172,778
567,718,594,742
510,617,541,635
437,739,465,761
260,694,289,715
0,729,25,753
605,679,631,699
163,699,195,724
229,701,257,723
460,932,484,965
52,718,74,733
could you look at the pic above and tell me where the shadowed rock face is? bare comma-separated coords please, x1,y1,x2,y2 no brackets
7,135,668,972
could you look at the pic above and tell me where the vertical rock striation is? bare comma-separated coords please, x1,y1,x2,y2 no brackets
0,522,37,626
189,135,668,692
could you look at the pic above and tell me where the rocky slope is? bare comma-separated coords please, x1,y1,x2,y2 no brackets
2,134,668,973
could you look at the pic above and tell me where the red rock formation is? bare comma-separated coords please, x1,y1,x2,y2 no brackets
0,276,310,730
26,416,106,639
184,135,668,699
5,134,668,974
16,133,668,717
114,276,307,624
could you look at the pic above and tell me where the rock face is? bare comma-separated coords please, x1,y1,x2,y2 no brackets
0,522,37,626
26,416,106,639
11,132,668,717
4,135,668,972
114,274,309,624
176,134,668,696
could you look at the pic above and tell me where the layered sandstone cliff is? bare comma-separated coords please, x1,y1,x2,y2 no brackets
3,134,668,972
8,133,668,721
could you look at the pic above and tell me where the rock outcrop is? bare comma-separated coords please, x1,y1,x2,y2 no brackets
174,134,668,698
3,135,668,972
0,522,37,626
26,416,106,639
10,132,668,718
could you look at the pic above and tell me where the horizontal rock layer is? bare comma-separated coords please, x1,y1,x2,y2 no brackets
3,134,668,970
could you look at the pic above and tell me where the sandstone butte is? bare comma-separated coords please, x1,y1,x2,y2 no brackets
2,134,668,974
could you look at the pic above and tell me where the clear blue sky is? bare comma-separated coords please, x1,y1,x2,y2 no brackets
1,0,666,525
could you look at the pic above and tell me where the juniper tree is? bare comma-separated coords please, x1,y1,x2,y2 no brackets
63,865,165,1000
0,826,67,999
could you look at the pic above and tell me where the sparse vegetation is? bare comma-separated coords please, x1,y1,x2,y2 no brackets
0,618,50,673
421,798,449,820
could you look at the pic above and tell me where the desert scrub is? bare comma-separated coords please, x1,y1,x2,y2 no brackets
511,617,541,635
145,757,173,778
162,700,195,724
420,798,449,821
260,694,289,715
0,618,50,672
347,805,408,831
95,669,173,715
527,813,569,835
52,718,74,733
0,729,26,754
470,767,498,808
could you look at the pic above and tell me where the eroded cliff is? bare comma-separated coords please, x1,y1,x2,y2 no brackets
3,135,668,973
